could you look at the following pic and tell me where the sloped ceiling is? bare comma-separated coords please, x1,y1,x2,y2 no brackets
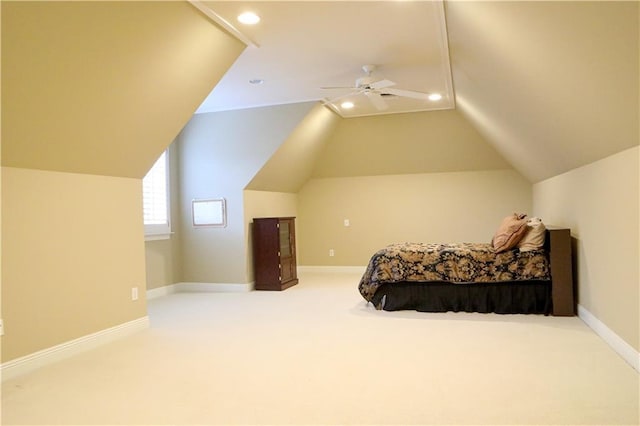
246,102,341,192
446,1,639,183
1,1,245,178
311,109,512,178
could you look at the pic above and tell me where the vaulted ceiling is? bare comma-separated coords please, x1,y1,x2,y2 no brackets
2,1,637,184
195,0,639,183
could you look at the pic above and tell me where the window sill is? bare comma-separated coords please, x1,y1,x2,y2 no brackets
145,232,172,242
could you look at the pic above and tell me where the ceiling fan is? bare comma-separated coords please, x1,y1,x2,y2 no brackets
321,65,435,111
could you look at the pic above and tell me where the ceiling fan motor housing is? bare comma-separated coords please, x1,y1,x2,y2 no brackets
356,75,376,89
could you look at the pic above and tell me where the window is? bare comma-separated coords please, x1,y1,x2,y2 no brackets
143,150,171,240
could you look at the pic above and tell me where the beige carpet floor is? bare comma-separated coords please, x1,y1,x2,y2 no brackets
2,271,638,425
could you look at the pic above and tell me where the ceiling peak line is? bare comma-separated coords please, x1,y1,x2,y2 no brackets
189,1,259,48
435,0,456,109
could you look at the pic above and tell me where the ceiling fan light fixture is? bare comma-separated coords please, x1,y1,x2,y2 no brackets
341,101,354,109
428,93,443,101
237,12,260,25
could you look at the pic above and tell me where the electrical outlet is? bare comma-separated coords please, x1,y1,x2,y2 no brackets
0,319,4,336
131,287,139,301
329,249,335,257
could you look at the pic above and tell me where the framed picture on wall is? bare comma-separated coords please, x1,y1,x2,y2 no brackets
192,198,226,227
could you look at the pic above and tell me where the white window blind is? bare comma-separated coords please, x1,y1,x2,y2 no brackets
143,150,171,239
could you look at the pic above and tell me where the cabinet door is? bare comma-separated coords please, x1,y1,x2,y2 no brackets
279,219,296,283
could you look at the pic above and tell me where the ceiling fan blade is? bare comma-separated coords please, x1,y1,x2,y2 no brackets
369,79,396,90
383,88,430,101
320,86,358,90
364,91,389,111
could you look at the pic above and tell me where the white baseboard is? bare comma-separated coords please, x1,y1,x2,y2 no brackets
147,282,253,300
148,271,365,299
146,284,179,299
298,265,366,274
1,316,150,381
176,282,253,293
578,304,639,372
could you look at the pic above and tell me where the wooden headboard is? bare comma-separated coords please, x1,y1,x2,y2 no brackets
545,228,575,316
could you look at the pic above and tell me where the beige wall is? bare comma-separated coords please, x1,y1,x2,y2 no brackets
145,143,182,290
0,1,245,363
1,13,3,357
299,108,529,266
178,103,316,284
1,168,147,362
145,239,181,290
533,146,639,352
298,169,532,266
243,190,298,282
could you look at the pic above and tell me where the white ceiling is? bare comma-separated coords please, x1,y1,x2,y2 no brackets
194,0,455,118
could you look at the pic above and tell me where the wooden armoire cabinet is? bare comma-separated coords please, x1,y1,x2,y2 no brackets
252,217,298,291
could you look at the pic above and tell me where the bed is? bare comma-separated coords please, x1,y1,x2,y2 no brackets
358,227,575,316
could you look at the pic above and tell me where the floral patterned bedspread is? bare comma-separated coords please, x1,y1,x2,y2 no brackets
358,242,550,302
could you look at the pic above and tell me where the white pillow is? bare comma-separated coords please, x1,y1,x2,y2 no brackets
518,217,546,251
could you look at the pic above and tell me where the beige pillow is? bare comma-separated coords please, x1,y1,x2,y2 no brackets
518,217,546,251
492,213,529,253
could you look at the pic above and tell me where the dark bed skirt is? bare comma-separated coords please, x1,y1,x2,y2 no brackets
370,281,552,315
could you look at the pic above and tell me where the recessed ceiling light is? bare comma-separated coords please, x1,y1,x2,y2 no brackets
341,101,354,109
238,12,260,25
249,79,264,85
428,93,443,101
